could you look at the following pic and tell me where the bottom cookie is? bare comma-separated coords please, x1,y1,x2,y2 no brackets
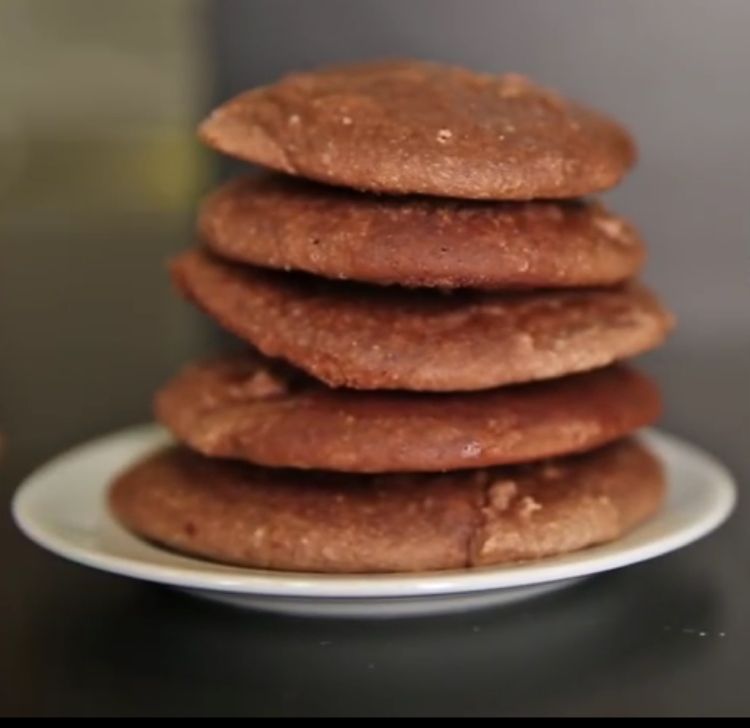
109,439,664,574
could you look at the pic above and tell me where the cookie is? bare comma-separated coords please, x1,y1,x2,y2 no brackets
199,60,635,200
172,249,673,392
155,355,661,473
199,175,644,289
110,438,665,573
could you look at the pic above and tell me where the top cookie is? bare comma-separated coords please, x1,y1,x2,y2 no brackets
199,60,635,200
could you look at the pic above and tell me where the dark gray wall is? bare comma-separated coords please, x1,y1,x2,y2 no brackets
211,0,749,344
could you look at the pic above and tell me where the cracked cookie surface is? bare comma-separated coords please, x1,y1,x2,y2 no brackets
199,60,635,200
110,439,664,573
172,248,673,392
199,175,644,289
155,354,661,473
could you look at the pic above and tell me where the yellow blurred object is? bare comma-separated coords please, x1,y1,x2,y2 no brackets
0,0,208,216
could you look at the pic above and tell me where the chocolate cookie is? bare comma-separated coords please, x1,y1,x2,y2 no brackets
172,249,673,392
155,355,661,473
199,60,635,200
110,439,665,573
200,175,644,289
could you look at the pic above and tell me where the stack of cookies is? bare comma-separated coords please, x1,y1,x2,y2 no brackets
111,61,674,573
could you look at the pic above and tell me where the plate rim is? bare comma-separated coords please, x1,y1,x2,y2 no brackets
11,424,737,599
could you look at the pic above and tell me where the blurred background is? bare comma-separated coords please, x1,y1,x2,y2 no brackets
1,0,748,487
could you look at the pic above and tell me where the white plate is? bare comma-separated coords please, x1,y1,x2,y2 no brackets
12,425,736,618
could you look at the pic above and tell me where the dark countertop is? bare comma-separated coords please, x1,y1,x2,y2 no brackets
1,210,748,717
